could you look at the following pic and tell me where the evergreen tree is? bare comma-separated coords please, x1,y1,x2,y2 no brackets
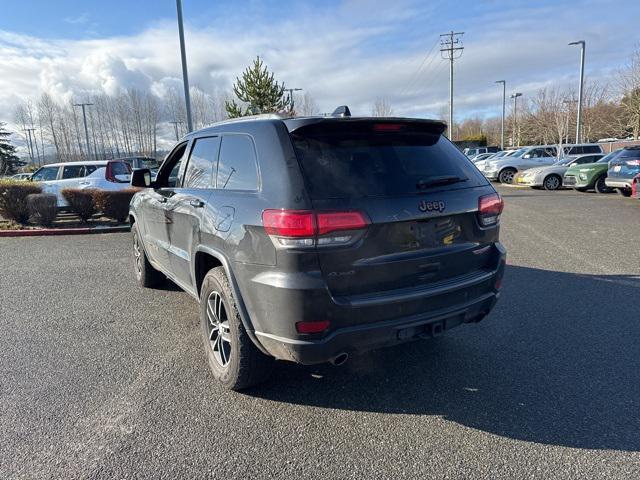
0,122,23,176
225,56,292,118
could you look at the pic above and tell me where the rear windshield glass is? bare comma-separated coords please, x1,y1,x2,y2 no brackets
291,125,487,199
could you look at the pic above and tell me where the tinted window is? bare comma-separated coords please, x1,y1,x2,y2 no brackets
31,166,59,181
62,165,85,179
292,127,487,199
618,149,640,159
217,135,259,190
583,145,601,154
183,137,218,189
111,162,131,176
85,165,97,175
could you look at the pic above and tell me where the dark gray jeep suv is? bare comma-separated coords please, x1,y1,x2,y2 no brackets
129,111,506,390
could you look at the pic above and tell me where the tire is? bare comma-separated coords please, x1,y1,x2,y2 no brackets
200,266,274,390
498,168,517,184
594,175,612,194
616,188,632,197
132,223,165,287
543,174,562,191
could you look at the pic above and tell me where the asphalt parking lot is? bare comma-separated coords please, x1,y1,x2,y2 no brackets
1,185,639,479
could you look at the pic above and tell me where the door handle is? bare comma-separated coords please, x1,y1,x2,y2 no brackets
190,199,204,208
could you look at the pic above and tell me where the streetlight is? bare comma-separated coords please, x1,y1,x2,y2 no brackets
284,88,303,111
569,40,585,143
495,80,506,150
510,92,522,147
176,0,193,132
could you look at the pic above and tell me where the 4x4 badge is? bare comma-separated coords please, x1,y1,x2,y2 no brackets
419,200,446,213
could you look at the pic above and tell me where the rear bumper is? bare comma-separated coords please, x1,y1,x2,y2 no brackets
604,177,632,189
244,242,506,364
256,291,500,364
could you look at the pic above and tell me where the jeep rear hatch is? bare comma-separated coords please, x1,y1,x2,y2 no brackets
288,119,500,299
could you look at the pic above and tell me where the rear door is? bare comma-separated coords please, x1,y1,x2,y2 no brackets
165,136,219,288
290,120,497,298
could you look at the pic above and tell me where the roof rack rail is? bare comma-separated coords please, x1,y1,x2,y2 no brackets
210,112,292,127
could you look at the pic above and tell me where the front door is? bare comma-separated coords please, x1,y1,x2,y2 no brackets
140,142,189,271
166,136,220,288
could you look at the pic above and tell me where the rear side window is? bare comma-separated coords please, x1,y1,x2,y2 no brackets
183,137,219,188
583,145,601,154
216,135,259,190
291,124,487,199
62,165,85,179
110,162,131,176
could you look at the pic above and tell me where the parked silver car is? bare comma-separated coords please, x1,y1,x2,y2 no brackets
516,153,604,190
480,144,603,184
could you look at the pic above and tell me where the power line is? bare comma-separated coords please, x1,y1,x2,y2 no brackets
400,39,439,97
440,31,464,139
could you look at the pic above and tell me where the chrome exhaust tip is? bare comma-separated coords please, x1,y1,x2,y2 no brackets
330,353,349,366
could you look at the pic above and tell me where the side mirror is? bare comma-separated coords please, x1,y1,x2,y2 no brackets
523,154,531,159
131,168,152,188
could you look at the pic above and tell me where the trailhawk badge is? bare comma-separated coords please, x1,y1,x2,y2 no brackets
419,200,446,213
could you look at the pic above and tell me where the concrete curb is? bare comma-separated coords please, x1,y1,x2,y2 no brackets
0,225,130,238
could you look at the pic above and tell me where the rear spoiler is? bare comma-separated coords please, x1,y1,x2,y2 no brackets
283,117,447,136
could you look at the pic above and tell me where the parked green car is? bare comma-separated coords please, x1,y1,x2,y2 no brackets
563,149,622,193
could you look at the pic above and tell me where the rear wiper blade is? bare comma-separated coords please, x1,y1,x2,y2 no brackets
416,176,468,189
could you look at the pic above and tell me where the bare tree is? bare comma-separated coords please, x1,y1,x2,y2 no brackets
372,97,393,117
618,46,640,139
296,92,318,116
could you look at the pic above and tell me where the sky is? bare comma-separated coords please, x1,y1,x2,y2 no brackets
1,0,639,147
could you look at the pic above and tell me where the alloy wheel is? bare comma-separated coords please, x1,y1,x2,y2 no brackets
544,175,560,190
133,233,142,275
206,291,232,368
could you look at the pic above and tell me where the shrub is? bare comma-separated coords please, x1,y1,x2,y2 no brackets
61,188,96,222
27,193,58,226
93,189,139,223
0,179,42,223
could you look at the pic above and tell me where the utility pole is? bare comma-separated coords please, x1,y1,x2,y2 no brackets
440,31,464,140
24,128,36,164
284,88,303,112
569,40,585,143
169,120,183,141
510,93,522,147
176,0,193,132
73,102,94,160
495,80,506,150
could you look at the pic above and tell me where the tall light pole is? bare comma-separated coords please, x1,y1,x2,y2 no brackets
73,102,93,160
510,92,522,147
440,31,464,139
495,80,506,150
284,88,303,111
176,0,193,132
569,40,585,144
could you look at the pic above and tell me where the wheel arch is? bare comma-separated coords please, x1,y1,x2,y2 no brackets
193,246,269,356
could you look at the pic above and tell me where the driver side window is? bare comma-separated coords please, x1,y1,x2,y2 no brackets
157,142,188,188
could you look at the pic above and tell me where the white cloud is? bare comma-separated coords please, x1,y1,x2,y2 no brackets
64,13,90,25
0,0,638,137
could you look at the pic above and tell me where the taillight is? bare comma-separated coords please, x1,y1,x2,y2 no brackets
296,320,330,334
625,159,640,167
262,209,369,248
478,193,504,227
105,162,116,182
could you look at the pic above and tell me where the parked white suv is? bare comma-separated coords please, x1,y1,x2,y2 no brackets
480,144,603,183
30,160,132,207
